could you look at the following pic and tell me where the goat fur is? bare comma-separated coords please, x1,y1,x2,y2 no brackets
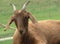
13,20,60,44
5,2,60,44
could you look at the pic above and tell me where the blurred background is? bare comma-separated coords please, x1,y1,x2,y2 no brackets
0,0,60,44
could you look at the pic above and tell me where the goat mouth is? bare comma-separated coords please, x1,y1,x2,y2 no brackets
20,30,23,34
19,30,26,35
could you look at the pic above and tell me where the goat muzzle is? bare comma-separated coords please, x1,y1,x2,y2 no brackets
19,29,26,35
20,30,23,34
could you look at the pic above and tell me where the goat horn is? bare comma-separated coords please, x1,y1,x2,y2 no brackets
21,0,30,10
10,3,16,11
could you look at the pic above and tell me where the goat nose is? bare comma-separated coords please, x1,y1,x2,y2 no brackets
20,30,23,34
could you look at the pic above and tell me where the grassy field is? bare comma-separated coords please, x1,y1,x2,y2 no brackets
0,0,60,44
0,40,12,44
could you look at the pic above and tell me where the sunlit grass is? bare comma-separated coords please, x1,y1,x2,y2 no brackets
0,40,12,44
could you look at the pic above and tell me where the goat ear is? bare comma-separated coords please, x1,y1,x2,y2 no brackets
28,12,38,24
5,15,15,30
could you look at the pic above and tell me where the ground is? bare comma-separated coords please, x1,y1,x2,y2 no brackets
0,40,12,44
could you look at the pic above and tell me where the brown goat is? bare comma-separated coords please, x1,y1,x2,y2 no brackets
5,1,60,44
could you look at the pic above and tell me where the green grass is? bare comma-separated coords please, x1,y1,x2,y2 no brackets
0,40,12,44
0,0,60,43
0,27,15,38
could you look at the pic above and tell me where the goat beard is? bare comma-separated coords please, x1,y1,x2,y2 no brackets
20,32,36,44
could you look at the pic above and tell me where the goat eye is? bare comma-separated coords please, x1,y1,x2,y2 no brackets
27,15,29,18
25,16,29,18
